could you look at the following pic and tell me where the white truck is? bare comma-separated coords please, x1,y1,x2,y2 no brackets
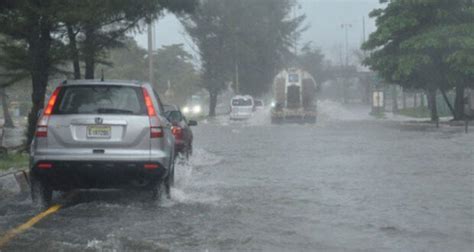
271,68,318,124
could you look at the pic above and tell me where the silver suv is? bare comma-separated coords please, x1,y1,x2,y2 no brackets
30,80,175,206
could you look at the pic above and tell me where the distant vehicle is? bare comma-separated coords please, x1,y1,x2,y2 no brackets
164,105,197,159
271,68,319,123
182,95,204,118
30,80,176,207
254,99,265,111
230,95,254,120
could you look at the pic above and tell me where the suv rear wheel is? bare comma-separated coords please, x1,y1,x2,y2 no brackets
164,156,175,198
151,182,163,201
31,175,53,208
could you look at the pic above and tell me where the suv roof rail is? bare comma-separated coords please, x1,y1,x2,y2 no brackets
60,79,144,86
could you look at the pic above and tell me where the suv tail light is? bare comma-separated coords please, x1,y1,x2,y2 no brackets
150,126,163,138
142,87,163,138
171,126,183,140
35,87,61,138
36,126,48,138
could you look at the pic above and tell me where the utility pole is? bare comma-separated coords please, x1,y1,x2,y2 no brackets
235,63,240,95
362,16,366,46
148,22,154,86
293,6,298,56
341,23,352,104
341,23,352,67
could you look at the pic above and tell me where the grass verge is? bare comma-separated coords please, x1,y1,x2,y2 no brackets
0,153,29,171
397,107,431,118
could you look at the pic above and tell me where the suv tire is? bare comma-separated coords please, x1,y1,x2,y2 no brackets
164,157,175,198
151,181,165,201
31,175,53,208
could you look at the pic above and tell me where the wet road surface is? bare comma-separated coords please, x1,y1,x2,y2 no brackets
1,108,473,251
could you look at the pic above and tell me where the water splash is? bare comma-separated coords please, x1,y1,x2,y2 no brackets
167,148,222,205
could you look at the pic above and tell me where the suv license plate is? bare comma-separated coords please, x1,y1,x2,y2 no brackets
87,125,111,138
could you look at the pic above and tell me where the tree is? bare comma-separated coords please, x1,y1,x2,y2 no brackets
152,44,200,104
181,0,305,116
298,43,332,86
103,39,200,105
0,37,27,128
0,0,66,143
102,37,147,81
59,0,197,80
0,0,197,146
363,0,474,121
0,87,14,128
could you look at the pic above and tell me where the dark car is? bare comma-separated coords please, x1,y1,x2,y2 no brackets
164,105,197,159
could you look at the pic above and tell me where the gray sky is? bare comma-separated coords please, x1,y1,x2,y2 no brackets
134,0,382,64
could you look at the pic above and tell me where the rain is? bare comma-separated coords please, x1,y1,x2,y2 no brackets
0,0,473,251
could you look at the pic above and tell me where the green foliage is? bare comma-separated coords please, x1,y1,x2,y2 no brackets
363,0,474,88
0,0,198,145
103,40,200,104
102,38,147,81
59,0,197,79
363,0,474,120
153,44,200,102
181,0,304,96
297,43,330,85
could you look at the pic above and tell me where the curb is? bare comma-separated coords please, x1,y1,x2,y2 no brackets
0,170,29,195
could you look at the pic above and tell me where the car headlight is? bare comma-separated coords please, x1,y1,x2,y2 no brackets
182,107,190,113
271,102,276,108
193,105,202,114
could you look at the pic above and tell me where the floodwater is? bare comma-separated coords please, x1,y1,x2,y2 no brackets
0,102,473,251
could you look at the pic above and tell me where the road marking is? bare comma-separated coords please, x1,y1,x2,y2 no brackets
0,204,62,248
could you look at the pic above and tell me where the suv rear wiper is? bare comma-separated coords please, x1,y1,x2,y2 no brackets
97,108,135,114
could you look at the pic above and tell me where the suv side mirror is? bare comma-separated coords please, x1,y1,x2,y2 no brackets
188,120,198,126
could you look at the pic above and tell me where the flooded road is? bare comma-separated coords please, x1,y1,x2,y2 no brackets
1,106,473,251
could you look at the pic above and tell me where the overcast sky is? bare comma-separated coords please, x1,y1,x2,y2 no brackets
134,0,382,63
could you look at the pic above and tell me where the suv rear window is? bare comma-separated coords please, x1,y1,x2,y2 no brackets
54,85,146,115
232,98,253,106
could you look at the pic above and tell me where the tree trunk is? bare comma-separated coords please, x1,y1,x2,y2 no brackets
208,91,217,117
440,88,455,118
402,89,406,109
420,93,425,108
27,74,48,145
414,93,418,108
83,25,96,79
0,86,14,128
454,83,465,120
26,22,53,146
66,24,81,79
364,79,371,105
391,85,398,113
427,88,439,122
342,79,349,104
